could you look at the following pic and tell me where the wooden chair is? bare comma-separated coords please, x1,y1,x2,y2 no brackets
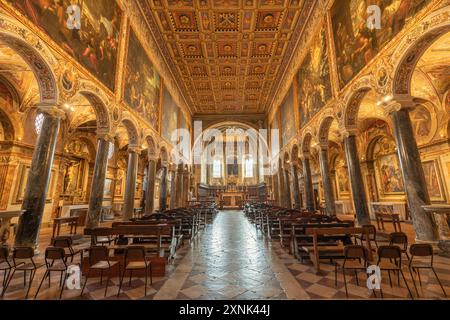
0,246,21,297
81,246,119,297
34,247,70,299
52,236,82,264
408,243,447,297
334,245,369,297
3,246,44,299
354,225,379,250
117,246,153,297
377,245,413,299
389,232,410,260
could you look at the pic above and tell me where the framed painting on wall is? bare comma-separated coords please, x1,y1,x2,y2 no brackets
377,154,405,195
422,160,446,202
104,178,113,198
336,166,350,197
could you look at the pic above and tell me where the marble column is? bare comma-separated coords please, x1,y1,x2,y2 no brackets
318,146,336,216
277,165,285,207
283,166,292,208
302,156,315,212
15,106,63,247
123,147,140,221
272,174,279,203
159,166,168,211
144,158,157,215
387,100,438,241
169,167,177,209
86,132,112,228
176,165,184,208
183,172,190,207
344,133,370,226
291,164,301,209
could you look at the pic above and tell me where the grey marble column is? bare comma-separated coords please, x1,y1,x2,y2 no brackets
86,134,112,228
272,174,279,203
302,156,315,212
277,165,285,207
291,164,300,209
344,134,370,226
319,146,336,216
283,167,292,208
15,106,63,247
123,148,140,220
390,106,437,241
144,159,157,215
183,172,190,207
159,166,168,211
176,166,184,208
169,168,177,209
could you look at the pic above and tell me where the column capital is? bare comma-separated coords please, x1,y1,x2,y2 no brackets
128,145,142,154
317,143,329,151
379,94,418,115
96,128,115,142
36,104,66,119
341,128,358,139
299,153,310,161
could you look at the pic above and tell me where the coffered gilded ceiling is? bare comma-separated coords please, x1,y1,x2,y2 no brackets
137,0,315,115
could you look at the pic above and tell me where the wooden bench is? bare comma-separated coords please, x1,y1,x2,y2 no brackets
303,227,373,274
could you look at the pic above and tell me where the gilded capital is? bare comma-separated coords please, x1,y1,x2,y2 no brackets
36,104,66,120
96,128,115,142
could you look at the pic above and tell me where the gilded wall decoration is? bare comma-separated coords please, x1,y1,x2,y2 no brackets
410,103,433,145
161,87,179,143
280,85,296,147
297,23,332,127
331,0,432,88
6,0,122,91
124,29,161,132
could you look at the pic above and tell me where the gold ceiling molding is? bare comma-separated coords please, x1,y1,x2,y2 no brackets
137,0,315,115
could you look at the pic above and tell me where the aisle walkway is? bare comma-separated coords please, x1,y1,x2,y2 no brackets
154,211,308,300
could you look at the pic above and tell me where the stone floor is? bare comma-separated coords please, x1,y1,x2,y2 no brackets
1,211,449,300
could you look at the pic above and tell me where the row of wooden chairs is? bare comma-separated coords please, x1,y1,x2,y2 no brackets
244,202,447,299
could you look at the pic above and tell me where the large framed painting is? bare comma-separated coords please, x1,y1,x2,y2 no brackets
124,29,161,131
422,160,446,201
377,154,405,195
331,0,432,88
280,86,296,147
298,23,332,127
161,88,179,143
7,0,122,91
336,166,350,196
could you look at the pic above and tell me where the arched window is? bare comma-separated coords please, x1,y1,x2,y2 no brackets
244,157,253,178
213,159,222,178
35,113,45,135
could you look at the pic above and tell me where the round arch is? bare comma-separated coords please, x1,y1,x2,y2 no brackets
391,6,450,95
0,13,59,105
120,114,140,147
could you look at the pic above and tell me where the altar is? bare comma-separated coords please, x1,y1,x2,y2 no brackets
220,192,244,209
